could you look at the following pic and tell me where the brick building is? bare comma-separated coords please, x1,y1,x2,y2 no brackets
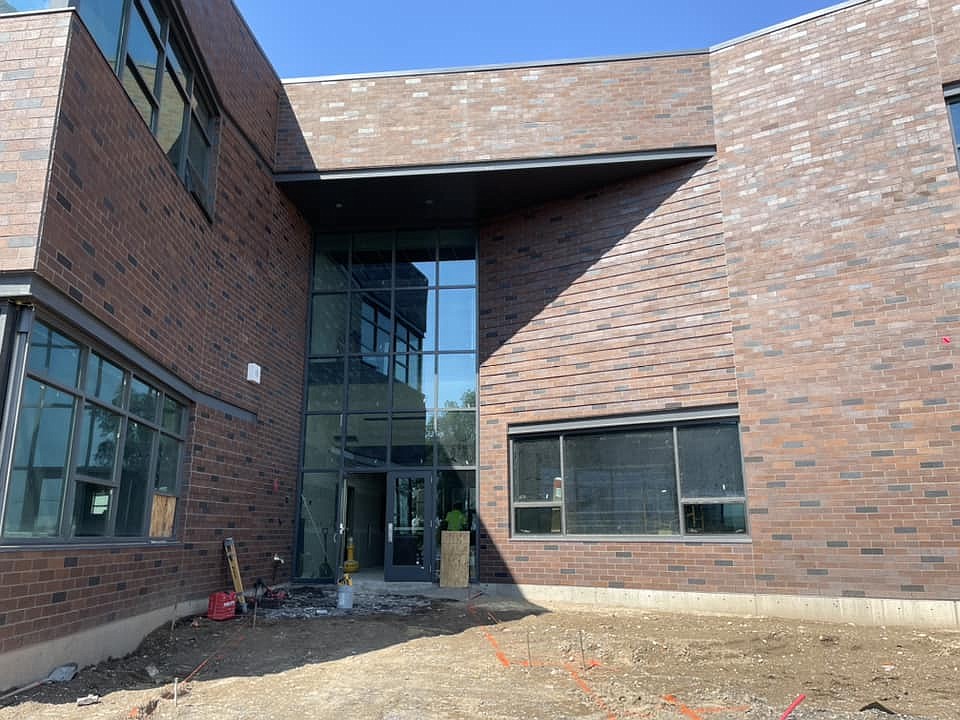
0,0,958,688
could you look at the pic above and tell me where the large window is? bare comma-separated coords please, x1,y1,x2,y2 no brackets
305,229,478,472
73,0,217,209
1,321,187,541
511,416,746,538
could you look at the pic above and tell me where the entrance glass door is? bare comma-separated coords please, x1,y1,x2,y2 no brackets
385,472,434,582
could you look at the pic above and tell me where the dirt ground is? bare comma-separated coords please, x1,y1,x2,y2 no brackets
1,586,958,720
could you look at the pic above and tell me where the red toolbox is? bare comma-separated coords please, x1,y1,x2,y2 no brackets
207,591,237,620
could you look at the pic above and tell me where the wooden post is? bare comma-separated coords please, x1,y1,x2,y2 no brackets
439,531,470,587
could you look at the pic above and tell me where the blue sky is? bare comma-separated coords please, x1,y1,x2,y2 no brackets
234,0,840,78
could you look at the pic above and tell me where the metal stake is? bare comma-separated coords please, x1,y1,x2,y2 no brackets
579,629,586,671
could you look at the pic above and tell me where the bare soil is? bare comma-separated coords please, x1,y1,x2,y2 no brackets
1,587,958,720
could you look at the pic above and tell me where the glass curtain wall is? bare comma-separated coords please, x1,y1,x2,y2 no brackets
298,229,478,580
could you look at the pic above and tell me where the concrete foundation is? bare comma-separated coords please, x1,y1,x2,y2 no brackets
0,597,207,693
480,583,960,629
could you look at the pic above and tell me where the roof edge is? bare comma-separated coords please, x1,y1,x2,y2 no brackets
274,147,717,183
0,6,73,19
280,49,708,85
710,0,873,51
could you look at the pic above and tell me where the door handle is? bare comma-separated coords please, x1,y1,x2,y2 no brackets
387,522,393,543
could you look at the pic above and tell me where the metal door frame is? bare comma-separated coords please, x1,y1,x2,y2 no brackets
384,471,434,582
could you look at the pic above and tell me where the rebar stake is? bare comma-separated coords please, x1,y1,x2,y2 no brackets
579,629,586,671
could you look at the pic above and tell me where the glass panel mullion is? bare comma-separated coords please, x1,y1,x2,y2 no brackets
559,434,566,536
674,426,683,536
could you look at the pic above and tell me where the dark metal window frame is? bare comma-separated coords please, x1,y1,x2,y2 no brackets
304,229,480,475
74,0,218,212
945,90,960,166
508,407,750,543
0,310,188,545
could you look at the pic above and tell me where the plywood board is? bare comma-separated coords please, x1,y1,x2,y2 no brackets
149,495,176,538
439,531,470,588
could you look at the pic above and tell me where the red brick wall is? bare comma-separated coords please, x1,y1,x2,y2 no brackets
0,9,310,654
277,53,714,172
179,0,281,165
929,0,960,86
711,0,960,600
0,11,70,271
476,159,758,590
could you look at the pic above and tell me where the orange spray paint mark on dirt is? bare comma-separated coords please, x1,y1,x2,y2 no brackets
483,632,511,667
662,694,705,720
564,663,618,720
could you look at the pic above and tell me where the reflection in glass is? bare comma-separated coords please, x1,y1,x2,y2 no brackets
396,230,436,287
303,415,342,469
116,420,151,536
157,68,186,165
86,352,125,407
349,292,391,354
122,63,154,125
391,414,433,466
166,39,188,91
76,405,121,481
307,358,344,412
314,235,350,291
129,378,160,422
162,396,183,434
2,380,75,537
76,0,126,69
393,353,429,410
683,502,746,534
391,476,425,566
438,229,476,286
677,423,744,498
438,289,476,351
348,356,390,410
125,3,160,77
436,410,475,465
345,414,387,466
564,429,679,535
437,354,475,408
311,294,349,356
156,434,179,492
351,232,392,288
515,507,561,534
73,482,113,537
512,437,561,502
395,289,433,352
27,323,81,388
299,472,339,580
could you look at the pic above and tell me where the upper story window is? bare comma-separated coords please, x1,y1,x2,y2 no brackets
948,96,960,162
74,0,217,210
0,320,188,542
510,413,747,539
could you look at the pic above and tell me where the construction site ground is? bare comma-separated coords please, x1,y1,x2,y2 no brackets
1,586,957,720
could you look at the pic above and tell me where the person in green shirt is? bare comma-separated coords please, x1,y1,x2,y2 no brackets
444,504,466,531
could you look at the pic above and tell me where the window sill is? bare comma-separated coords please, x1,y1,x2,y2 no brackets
0,538,181,552
509,533,752,544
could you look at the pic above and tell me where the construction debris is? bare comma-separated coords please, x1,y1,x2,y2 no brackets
258,585,431,620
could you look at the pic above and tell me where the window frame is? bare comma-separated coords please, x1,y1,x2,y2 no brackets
74,0,218,213
508,408,749,542
0,318,188,545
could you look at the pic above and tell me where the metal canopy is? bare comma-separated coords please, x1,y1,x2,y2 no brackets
276,148,715,230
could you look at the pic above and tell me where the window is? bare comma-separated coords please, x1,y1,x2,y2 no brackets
73,0,217,210
1,321,188,541
948,96,960,163
510,416,746,538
